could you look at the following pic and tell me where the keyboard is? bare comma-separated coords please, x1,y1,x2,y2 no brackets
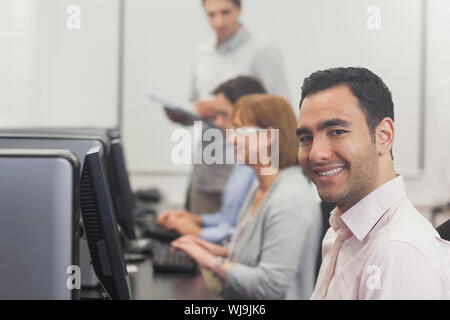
151,242,197,273
133,206,156,217
135,216,181,242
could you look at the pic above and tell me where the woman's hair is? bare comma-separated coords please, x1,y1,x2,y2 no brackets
232,94,299,169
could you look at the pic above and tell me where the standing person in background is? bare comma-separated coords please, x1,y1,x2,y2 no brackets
188,0,291,213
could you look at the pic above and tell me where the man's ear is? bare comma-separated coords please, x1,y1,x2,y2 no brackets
376,117,395,156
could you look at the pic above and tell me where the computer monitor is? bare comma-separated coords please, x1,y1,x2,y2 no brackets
0,132,136,241
0,127,119,150
0,149,79,299
437,219,450,241
0,134,107,288
106,139,137,239
80,146,132,300
0,134,105,167
0,129,137,238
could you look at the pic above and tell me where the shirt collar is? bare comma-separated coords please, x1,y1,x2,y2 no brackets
338,175,407,242
329,207,352,242
216,25,249,52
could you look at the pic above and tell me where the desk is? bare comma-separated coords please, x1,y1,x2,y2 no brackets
126,199,212,300
128,258,212,300
81,257,212,300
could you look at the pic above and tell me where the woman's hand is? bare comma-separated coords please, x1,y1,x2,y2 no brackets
172,236,216,270
172,235,232,278
175,234,228,257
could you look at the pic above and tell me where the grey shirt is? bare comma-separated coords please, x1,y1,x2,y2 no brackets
190,25,291,102
224,166,322,300
190,25,290,192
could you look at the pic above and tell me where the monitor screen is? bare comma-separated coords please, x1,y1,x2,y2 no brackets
80,146,132,300
106,139,137,240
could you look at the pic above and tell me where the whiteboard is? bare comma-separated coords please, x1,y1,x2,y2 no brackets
122,0,425,176
243,0,425,176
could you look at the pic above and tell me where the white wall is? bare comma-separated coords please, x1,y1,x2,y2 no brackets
0,0,41,126
37,0,120,127
405,0,450,205
0,0,119,128
121,0,208,176
121,0,212,204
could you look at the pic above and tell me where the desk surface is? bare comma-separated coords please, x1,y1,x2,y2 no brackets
81,258,212,300
128,258,212,300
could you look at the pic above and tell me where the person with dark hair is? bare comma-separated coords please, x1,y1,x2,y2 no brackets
211,76,267,131
296,67,450,299
188,0,290,214
173,94,321,300
158,76,266,244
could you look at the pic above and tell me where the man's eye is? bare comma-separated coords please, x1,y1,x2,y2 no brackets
221,10,230,15
298,136,313,144
330,129,347,136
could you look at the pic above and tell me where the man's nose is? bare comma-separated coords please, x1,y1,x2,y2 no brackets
309,136,333,163
213,15,225,27
214,116,222,128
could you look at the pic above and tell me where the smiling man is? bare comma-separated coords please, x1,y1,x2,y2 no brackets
297,67,450,299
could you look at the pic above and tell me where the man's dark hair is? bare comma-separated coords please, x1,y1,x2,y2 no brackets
202,0,241,8
212,76,266,104
299,67,394,157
